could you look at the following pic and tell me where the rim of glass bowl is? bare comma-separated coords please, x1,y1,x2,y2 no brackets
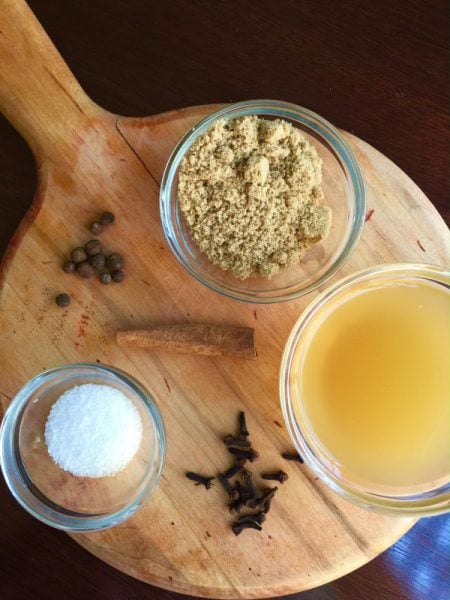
0,363,166,532
280,263,450,516
160,99,366,304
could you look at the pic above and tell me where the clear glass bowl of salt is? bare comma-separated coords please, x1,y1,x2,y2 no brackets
0,364,165,531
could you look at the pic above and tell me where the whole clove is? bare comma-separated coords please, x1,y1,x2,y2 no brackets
218,476,239,501
228,447,259,462
247,487,278,511
241,469,256,499
282,452,304,464
229,497,245,514
223,435,251,448
235,480,251,504
261,471,289,484
238,411,249,438
223,463,244,479
232,520,262,536
260,487,278,514
185,471,215,490
235,512,266,525
262,496,274,514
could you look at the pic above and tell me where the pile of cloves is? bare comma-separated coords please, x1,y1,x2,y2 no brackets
185,411,298,536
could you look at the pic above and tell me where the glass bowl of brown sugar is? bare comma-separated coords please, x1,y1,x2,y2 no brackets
160,100,365,303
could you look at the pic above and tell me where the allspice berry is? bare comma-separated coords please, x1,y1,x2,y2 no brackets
89,253,106,271
71,247,87,263
85,239,102,256
89,221,103,235
106,253,124,271
76,260,95,278
63,260,76,273
100,273,112,285
100,211,115,225
111,270,124,282
55,293,70,307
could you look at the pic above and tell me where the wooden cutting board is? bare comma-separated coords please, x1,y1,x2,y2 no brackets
0,1,449,598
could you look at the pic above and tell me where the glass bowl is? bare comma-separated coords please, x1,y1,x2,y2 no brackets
0,364,166,532
160,99,366,303
280,264,450,516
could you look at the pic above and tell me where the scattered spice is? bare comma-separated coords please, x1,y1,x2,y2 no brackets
89,221,103,235
228,447,259,462
241,469,256,497
260,488,278,514
106,253,124,271
261,471,289,484
60,211,125,290
223,435,251,448
178,115,332,279
100,211,115,225
238,411,249,438
232,520,262,536
116,324,256,359
282,451,304,464
185,410,286,536
222,463,243,479
111,270,125,283
89,253,106,271
63,261,76,273
85,239,102,257
71,247,86,264
218,475,238,500
76,261,95,278
247,487,278,512
55,293,70,307
235,512,266,526
185,472,215,490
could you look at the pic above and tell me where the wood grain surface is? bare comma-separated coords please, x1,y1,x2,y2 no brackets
0,1,449,600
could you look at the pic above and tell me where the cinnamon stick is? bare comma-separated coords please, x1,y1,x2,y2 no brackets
116,324,256,359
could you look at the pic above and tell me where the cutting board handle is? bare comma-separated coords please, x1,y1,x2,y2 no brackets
0,0,102,161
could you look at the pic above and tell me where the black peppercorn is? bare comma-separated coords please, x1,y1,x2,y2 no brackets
85,239,102,256
106,253,124,271
63,260,76,273
89,253,106,271
100,273,112,284
71,247,87,263
55,293,70,307
111,270,124,282
76,260,95,278
99,211,115,225
89,221,103,235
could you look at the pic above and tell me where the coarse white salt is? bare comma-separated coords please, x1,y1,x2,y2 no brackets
44,384,143,478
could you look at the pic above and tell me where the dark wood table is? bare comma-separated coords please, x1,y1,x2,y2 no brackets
0,1,448,599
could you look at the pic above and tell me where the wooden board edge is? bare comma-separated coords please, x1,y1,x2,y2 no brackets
72,518,417,599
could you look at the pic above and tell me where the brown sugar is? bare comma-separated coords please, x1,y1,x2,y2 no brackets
178,115,332,279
